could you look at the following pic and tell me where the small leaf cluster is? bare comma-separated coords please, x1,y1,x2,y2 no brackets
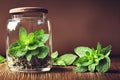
74,42,112,72
51,51,77,66
9,27,49,61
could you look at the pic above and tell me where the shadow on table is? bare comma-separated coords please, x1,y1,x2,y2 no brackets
107,70,120,74
50,66,73,73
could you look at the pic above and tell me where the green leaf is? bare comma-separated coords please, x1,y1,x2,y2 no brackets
28,41,44,50
9,42,25,58
37,46,49,59
73,57,86,66
27,33,34,43
74,47,92,57
101,45,112,56
88,64,96,72
98,54,104,60
96,57,110,72
74,66,88,72
0,55,6,64
19,27,27,42
34,29,45,40
97,42,102,54
58,54,77,65
91,48,96,55
28,44,38,50
26,48,40,61
56,60,66,66
51,51,58,59
74,56,92,66
37,42,45,47
34,29,44,36
26,54,32,61
9,42,20,51
15,50,27,58
30,49,39,56
81,60,93,66
41,34,49,43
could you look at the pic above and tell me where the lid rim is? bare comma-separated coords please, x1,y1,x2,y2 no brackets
9,7,48,14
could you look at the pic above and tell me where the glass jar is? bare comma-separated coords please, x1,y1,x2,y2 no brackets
6,7,52,72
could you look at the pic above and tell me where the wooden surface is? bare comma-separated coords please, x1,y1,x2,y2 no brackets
0,57,120,80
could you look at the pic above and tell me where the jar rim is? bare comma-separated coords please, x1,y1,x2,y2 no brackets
9,7,48,14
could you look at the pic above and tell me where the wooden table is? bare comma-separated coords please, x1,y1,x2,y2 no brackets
0,57,120,80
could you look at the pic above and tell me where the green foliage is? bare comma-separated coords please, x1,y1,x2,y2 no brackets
37,46,49,59
51,51,58,59
51,42,111,73
8,29,112,73
9,27,49,61
74,47,92,57
74,66,87,73
51,51,77,66
0,55,6,64
74,42,112,73
96,57,110,72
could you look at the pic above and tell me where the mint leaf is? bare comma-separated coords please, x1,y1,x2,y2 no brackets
30,49,39,56
26,54,32,61
52,51,77,66
101,45,112,56
58,54,77,65
81,60,93,66
56,60,66,66
74,47,92,57
27,33,34,44
15,50,27,58
37,46,49,59
34,29,45,40
34,29,44,37
26,48,39,61
74,57,87,65
97,42,102,54
74,66,88,72
0,55,6,64
41,34,49,43
88,64,96,72
51,51,58,59
74,55,93,66
28,44,38,50
19,27,27,42
96,57,110,72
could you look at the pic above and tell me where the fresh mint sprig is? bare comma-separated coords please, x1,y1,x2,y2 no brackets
74,42,112,72
51,51,77,66
9,27,49,61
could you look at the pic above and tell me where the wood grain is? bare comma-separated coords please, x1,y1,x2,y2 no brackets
0,58,120,80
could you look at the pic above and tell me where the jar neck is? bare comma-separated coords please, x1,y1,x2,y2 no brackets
11,12,46,19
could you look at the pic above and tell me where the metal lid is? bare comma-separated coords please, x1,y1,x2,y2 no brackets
9,7,48,14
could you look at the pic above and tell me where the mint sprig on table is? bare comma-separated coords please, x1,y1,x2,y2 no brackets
51,51,77,66
74,42,112,72
9,27,49,61
52,42,112,73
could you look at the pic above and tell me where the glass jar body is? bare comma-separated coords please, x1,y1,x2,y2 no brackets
6,12,52,72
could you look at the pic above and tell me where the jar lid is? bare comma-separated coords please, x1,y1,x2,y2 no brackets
9,7,48,14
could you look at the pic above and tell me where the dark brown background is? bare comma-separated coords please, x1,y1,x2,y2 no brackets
0,0,120,56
